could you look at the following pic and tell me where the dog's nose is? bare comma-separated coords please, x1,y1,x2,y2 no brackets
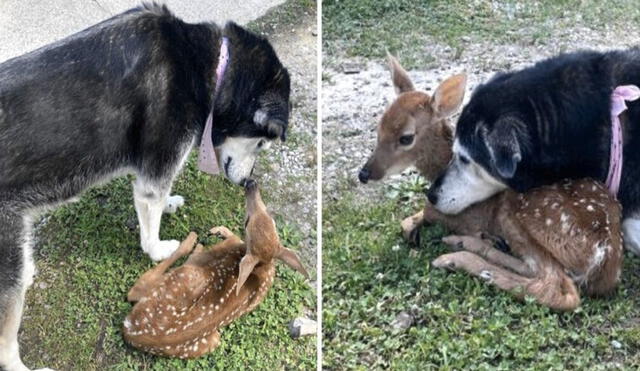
427,189,439,205
358,168,371,184
244,178,257,190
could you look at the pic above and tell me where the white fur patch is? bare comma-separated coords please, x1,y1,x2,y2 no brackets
431,140,508,214
479,270,493,281
216,136,270,185
623,217,640,256
21,216,36,288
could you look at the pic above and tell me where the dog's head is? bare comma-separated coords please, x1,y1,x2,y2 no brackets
427,74,531,214
235,179,308,295
359,54,466,183
211,23,291,185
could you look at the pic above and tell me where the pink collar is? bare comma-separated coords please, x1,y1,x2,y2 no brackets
197,37,230,175
606,85,640,197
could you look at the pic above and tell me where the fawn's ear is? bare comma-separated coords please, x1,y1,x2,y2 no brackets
387,52,415,95
237,253,260,295
432,73,467,119
277,247,309,279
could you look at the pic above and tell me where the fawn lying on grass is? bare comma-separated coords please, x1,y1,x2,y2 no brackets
123,180,308,358
358,55,623,310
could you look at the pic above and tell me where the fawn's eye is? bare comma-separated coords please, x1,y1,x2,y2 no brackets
459,154,470,165
399,134,414,146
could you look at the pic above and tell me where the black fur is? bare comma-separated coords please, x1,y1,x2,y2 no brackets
452,48,640,217
0,3,289,209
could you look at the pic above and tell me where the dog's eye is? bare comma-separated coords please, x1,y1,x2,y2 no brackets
459,154,470,165
399,134,414,146
257,140,265,148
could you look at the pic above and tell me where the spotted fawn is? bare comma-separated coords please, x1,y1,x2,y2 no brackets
123,180,309,357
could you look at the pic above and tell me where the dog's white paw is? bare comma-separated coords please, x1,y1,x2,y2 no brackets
146,240,180,261
163,195,185,214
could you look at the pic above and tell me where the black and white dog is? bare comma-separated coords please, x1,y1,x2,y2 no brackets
427,48,640,254
0,4,289,370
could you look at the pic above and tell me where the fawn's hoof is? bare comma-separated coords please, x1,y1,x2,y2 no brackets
210,226,233,239
401,217,421,245
441,235,465,250
478,232,512,254
432,254,457,270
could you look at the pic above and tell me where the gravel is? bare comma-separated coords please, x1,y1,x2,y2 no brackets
253,8,318,276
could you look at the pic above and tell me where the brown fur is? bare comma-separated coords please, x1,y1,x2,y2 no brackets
362,55,623,311
122,181,308,358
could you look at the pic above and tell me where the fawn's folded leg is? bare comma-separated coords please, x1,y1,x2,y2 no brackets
127,232,198,302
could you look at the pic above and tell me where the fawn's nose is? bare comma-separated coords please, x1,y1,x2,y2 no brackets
358,167,371,184
244,178,257,190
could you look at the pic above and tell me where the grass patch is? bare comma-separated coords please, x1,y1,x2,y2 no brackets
323,0,640,68
323,193,640,369
249,0,316,35
22,153,315,370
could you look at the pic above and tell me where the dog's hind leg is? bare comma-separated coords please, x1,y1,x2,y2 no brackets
0,212,50,371
127,232,198,302
133,178,180,262
622,217,640,256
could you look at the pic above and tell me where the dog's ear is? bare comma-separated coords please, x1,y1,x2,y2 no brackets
236,253,260,295
482,117,522,179
432,74,467,119
254,89,289,141
387,52,414,95
254,109,287,141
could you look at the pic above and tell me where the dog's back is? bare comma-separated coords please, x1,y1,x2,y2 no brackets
445,47,640,216
0,4,216,205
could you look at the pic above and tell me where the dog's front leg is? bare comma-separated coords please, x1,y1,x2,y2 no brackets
133,179,181,261
0,214,53,371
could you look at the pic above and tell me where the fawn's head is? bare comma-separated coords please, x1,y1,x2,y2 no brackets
358,54,467,183
236,179,308,294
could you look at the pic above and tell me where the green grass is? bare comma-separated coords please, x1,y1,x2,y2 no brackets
249,0,316,35
22,153,315,370
323,0,640,68
323,194,640,369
